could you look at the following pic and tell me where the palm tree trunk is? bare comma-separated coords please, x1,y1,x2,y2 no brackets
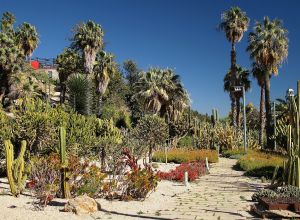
148,145,153,163
264,72,273,149
259,86,265,147
100,147,106,170
0,71,9,105
97,94,102,118
230,94,237,127
230,42,237,128
231,42,236,71
236,98,240,128
60,83,66,104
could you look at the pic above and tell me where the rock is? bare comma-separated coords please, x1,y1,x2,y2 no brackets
64,195,100,215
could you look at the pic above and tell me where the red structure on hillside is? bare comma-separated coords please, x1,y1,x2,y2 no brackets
30,60,39,70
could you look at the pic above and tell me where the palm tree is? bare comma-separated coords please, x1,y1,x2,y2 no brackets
224,65,251,127
0,12,15,36
56,48,82,103
252,63,266,147
219,6,250,127
0,12,24,104
71,20,104,75
93,51,117,116
16,22,39,61
247,17,288,148
234,66,251,127
134,68,189,121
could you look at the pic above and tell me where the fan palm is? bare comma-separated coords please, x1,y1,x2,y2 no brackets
56,48,82,103
71,20,104,74
252,63,266,147
219,6,249,127
0,12,15,36
16,22,39,61
247,16,288,148
224,65,250,127
93,51,117,116
134,68,189,121
0,12,24,103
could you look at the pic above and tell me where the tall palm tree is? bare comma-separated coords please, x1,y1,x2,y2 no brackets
247,17,288,148
234,66,251,127
224,65,251,127
56,48,82,103
93,51,117,116
0,12,24,104
219,6,250,127
71,20,104,75
16,22,39,61
252,63,266,147
134,68,189,121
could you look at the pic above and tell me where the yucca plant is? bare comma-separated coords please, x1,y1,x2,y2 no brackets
67,74,92,115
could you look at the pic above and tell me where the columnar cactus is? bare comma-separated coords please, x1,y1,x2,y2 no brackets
4,140,30,197
284,80,300,187
59,126,71,198
211,108,219,150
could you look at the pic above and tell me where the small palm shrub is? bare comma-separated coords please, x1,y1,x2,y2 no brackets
153,149,218,164
157,162,206,182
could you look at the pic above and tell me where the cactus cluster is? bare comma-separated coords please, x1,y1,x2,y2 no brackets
4,140,31,197
211,108,219,127
59,126,71,198
283,80,300,187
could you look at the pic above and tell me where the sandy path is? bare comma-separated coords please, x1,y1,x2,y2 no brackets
0,158,265,220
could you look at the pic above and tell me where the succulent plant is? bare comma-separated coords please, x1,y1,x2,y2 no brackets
276,185,300,199
252,189,278,202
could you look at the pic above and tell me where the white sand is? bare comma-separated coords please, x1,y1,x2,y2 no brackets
0,158,265,220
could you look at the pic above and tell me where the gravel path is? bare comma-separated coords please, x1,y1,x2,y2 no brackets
0,158,265,220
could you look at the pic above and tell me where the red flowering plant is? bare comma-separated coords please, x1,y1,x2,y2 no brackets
157,161,206,182
107,148,159,201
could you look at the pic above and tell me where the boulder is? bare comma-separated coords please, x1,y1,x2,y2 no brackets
64,195,100,215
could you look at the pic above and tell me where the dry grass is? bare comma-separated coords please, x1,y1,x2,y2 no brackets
153,149,218,164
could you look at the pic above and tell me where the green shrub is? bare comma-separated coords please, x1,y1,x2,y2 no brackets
223,149,247,158
178,136,194,148
153,149,218,164
237,150,285,179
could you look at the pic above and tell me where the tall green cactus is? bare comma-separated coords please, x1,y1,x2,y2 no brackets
4,140,30,197
59,127,71,198
284,80,300,187
211,108,219,150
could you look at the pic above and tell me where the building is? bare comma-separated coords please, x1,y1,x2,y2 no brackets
30,57,59,80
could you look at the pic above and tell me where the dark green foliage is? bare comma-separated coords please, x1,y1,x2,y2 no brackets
223,149,246,158
67,74,93,115
133,115,168,162
123,60,143,124
56,48,83,103
177,136,194,148
252,186,300,202
252,189,278,202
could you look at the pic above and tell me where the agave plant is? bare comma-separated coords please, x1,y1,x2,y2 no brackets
67,74,92,115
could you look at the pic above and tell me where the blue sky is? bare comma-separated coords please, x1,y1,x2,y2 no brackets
0,0,299,116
